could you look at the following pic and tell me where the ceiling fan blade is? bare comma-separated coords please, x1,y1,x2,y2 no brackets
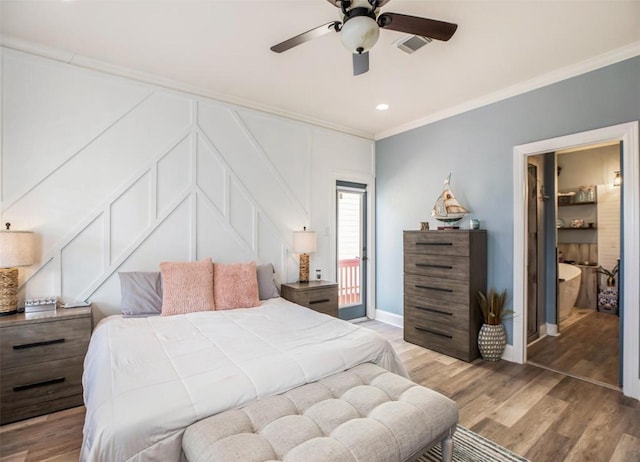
378,13,458,41
271,21,341,53
353,52,369,76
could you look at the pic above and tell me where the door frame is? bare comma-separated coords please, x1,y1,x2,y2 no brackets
336,181,367,319
526,156,545,342
330,171,375,320
512,121,639,400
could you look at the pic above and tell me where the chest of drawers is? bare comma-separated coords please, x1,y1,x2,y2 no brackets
281,281,339,317
0,307,92,424
403,230,486,361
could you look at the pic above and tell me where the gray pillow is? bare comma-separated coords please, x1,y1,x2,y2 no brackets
256,264,280,300
119,271,163,317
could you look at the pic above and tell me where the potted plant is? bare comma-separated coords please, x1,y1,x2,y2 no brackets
597,263,619,287
597,262,619,314
477,289,510,361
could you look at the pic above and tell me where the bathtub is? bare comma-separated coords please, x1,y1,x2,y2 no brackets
558,263,581,321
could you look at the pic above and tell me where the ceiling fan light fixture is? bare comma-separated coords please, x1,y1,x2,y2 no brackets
340,15,380,53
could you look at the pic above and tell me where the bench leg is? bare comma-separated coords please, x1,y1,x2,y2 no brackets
441,432,454,462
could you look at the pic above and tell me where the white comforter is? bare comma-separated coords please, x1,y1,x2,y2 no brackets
81,298,407,461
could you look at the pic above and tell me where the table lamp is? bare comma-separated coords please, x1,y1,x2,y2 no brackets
292,227,317,283
0,223,34,315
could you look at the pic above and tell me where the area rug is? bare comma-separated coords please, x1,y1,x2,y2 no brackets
418,425,530,462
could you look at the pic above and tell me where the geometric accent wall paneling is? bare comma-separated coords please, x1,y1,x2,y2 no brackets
3,49,374,320
61,214,105,301
110,172,151,264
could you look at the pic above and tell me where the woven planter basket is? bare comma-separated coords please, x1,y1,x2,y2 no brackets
478,323,506,361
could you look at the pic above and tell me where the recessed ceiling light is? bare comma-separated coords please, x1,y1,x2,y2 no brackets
376,103,389,111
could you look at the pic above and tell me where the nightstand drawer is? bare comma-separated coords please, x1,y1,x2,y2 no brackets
404,231,469,256
281,282,339,318
404,253,469,281
404,274,469,305
1,355,84,413
1,317,91,369
295,288,337,307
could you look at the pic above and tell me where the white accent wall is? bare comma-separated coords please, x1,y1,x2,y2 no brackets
1,49,374,322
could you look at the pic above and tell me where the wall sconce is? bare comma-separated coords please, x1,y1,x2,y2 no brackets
292,227,317,283
0,223,34,315
613,171,622,187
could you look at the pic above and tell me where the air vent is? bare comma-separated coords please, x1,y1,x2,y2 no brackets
396,35,433,54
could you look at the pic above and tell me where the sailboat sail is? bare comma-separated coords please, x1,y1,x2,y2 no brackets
431,174,469,223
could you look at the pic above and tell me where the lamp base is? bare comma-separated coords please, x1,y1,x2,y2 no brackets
0,267,19,315
298,253,310,283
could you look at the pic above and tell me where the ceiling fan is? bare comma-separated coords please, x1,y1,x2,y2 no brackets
270,0,458,76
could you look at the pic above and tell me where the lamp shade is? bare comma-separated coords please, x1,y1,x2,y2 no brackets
293,228,317,254
0,230,34,268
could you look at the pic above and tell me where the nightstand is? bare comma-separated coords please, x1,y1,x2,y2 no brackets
0,307,92,424
281,281,339,317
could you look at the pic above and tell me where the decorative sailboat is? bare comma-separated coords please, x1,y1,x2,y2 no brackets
431,173,469,228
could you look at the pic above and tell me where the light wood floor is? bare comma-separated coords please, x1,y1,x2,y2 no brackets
528,310,619,387
1,320,639,461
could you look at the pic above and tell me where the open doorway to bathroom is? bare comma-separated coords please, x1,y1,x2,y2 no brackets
526,143,621,389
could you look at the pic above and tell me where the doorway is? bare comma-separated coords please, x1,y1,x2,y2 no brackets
512,121,640,400
525,145,622,388
336,181,367,320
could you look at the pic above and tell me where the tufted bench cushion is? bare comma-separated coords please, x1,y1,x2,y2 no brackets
182,363,458,462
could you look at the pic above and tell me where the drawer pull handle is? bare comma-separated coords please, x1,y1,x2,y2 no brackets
415,284,453,293
13,338,65,350
415,326,452,339
415,242,452,246
415,263,453,269
415,305,452,316
13,377,65,392
309,299,330,305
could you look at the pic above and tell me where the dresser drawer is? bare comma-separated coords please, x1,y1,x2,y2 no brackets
404,274,469,305
404,231,469,256
404,316,472,361
404,253,470,281
404,295,469,323
404,306,477,361
1,317,91,369
1,355,84,413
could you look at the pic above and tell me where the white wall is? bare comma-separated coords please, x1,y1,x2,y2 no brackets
1,48,374,322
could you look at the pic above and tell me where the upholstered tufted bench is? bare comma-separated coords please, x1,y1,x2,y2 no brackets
182,363,458,462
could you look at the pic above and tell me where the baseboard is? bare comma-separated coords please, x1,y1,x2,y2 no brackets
374,309,403,328
546,323,559,336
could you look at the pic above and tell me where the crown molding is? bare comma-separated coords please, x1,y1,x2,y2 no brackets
375,40,640,141
0,35,375,141
3,35,638,144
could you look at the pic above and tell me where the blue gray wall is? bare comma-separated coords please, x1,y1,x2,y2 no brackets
375,56,640,344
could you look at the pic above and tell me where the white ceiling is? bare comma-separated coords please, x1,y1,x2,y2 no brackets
2,1,639,139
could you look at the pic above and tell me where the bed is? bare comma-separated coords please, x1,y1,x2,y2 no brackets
80,297,407,461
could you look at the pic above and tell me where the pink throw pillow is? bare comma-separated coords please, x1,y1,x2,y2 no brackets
214,261,260,310
160,258,215,316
